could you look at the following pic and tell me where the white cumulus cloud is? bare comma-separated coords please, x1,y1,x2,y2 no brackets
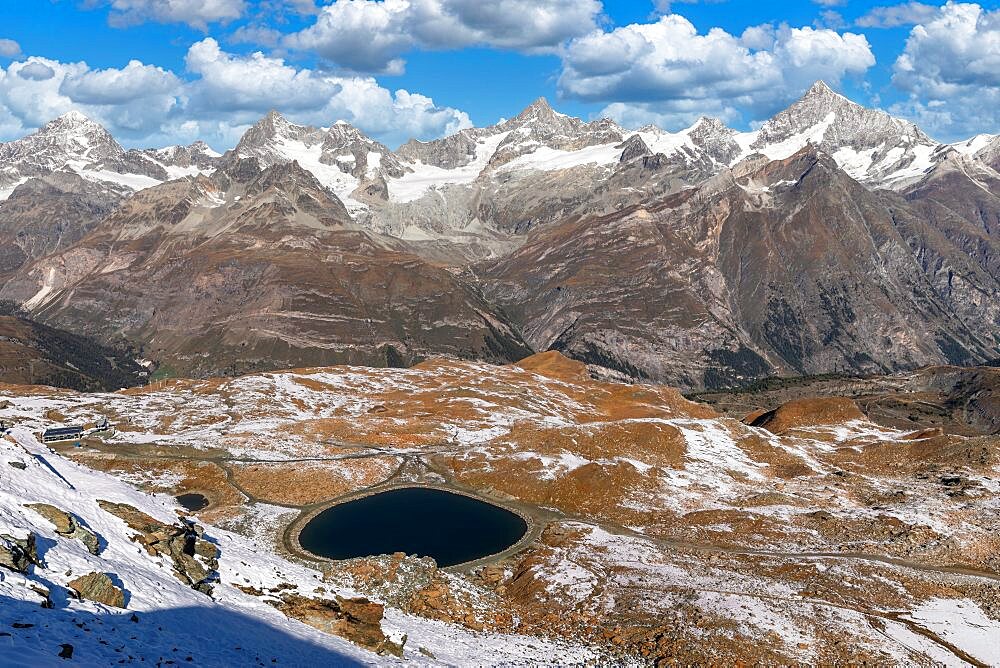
559,15,874,129
0,39,20,58
284,0,602,74
0,40,471,149
856,2,938,28
183,38,471,145
60,60,180,105
185,38,340,113
890,2,1000,138
93,0,246,29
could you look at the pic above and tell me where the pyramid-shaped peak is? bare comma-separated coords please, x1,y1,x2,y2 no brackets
806,80,834,96
327,119,366,136
797,80,853,106
512,96,563,121
260,110,292,128
36,110,116,144
691,116,732,133
42,110,106,132
239,110,318,144
526,96,553,111
234,111,322,158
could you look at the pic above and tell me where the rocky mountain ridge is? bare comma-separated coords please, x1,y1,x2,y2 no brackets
1,82,999,387
0,111,218,201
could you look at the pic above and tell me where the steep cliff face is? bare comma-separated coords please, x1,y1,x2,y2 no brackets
0,173,124,282
481,147,1000,388
0,312,146,390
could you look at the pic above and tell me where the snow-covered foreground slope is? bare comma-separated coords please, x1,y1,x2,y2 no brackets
0,427,594,666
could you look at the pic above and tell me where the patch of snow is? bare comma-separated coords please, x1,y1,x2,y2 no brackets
833,146,878,180
880,144,937,184
500,142,621,173
904,597,1000,664
0,177,29,200
270,136,364,211
81,169,162,191
951,134,996,156
0,428,599,666
751,112,836,162
388,132,510,203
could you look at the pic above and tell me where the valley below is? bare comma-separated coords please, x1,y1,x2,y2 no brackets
2,352,999,665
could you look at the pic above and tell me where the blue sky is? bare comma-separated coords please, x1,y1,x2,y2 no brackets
2,1,1000,148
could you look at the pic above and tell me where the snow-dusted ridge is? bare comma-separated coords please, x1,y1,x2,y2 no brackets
2,81,996,211
0,112,221,201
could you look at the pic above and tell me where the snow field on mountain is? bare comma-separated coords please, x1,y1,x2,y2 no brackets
387,132,510,203
271,135,365,211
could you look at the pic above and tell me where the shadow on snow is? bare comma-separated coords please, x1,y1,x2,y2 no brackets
0,593,367,667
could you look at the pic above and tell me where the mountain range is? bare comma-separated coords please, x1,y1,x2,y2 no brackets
0,81,998,388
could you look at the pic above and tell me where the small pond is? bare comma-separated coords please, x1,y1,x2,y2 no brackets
176,493,209,512
297,487,527,567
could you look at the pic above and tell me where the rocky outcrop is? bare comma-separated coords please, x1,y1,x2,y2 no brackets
324,552,513,633
0,532,42,573
97,501,218,595
272,594,403,656
26,503,102,555
618,135,652,163
67,572,126,608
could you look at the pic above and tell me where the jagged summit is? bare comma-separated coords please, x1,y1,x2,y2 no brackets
801,80,839,99
34,112,118,148
500,96,574,134
229,111,409,207
513,96,558,118
745,79,939,184
50,109,97,126
691,116,728,130
5,81,997,215
755,80,931,147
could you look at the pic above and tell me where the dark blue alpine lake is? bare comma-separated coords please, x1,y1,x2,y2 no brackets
176,493,209,511
297,487,527,567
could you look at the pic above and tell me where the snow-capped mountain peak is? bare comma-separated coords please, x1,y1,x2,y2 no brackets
740,80,940,186
230,112,412,211
234,111,324,158
5,111,123,164
320,121,407,179
752,80,930,152
42,110,110,139
505,96,565,125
